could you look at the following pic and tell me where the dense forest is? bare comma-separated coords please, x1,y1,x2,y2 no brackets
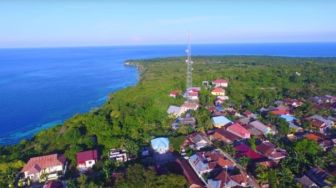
1,56,336,187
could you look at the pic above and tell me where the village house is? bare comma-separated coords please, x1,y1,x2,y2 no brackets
212,116,232,128
256,141,287,162
283,98,303,108
207,169,249,188
212,79,229,88
236,117,251,126
249,120,273,135
307,115,334,134
211,87,226,96
169,90,180,98
167,105,181,117
183,132,211,150
280,114,304,132
304,133,323,142
306,118,328,134
242,110,257,119
185,87,201,100
305,167,335,187
189,150,235,176
76,149,99,172
188,91,199,100
211,128,241,144
296,175,319,188
21,153,67,182
234,144,264,161
181,116,197,127
180,101,200,114
311,95,336,109
270,105,290,115
176,158,206,188
109,149,129,163
304,133,334,151
244,124,264,138
226,123,251,139
172,113,197,130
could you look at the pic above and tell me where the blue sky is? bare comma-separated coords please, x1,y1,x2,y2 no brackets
0,0,336,48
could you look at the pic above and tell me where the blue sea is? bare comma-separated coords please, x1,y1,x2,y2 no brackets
1,43,336,144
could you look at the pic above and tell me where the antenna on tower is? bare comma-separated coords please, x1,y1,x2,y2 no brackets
185,34,193,91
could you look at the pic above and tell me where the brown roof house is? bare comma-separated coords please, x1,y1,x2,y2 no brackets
21,154,67,182
307,115,334,134
211,128,241,144
207,169,249,188
256,141,287,162
183,132,211,150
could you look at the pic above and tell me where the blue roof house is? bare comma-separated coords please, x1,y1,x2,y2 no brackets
151,137,169,154
280,114,296,122
212,116,232,128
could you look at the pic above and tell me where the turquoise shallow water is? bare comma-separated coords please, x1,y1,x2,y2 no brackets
1,43,336,144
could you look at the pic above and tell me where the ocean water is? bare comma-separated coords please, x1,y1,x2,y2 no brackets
1,43,336,144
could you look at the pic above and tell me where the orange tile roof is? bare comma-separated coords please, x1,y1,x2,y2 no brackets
21,154,66,173
212,87,225,93
304,133,322,142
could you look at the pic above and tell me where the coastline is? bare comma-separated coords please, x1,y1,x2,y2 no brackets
0,60,140,145
2,53,336,145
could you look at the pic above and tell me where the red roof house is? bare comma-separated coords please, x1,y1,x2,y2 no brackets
76,149,99,171
226,123,251,139
212,79,229,87
169,90,179,98
234,144,264,160
21,154,66,182
212,128,241,144
256,141,287,161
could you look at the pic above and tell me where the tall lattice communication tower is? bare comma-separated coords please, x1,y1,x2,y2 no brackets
185,38,193,90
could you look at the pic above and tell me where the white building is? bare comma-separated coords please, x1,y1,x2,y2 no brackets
109,149,129,162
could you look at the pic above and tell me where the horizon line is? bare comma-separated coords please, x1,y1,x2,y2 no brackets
1,41,336,50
